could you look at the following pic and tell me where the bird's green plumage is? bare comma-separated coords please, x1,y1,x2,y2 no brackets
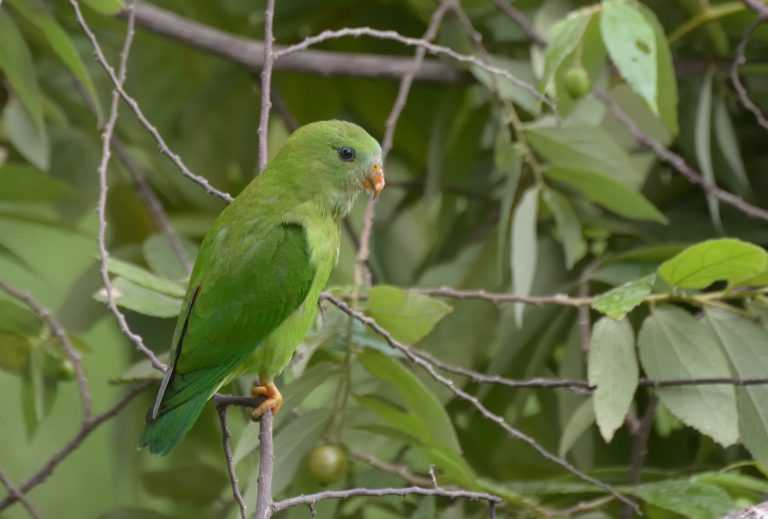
140,121,382,455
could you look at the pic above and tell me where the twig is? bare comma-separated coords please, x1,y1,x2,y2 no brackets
320,293,639,513
0,382,151,512
0,278,91,420
275,27,555,113
493,0,547,47
87,0,166,371
0,470,41,519
257,0,276,172
217,405,247,519
418,287,592,306
731,12,768,131
621,396,658,519
596,89,768,222
68,0,233,203
255,411,275,519
743,0,768,17
111,141,194,274
270,486,501,513
350,449,433,487
546,496,615,518
354,0,453,292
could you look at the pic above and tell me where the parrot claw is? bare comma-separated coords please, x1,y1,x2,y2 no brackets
251,381,283,420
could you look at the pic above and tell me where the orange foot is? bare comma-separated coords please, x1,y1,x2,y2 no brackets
251,381,283,420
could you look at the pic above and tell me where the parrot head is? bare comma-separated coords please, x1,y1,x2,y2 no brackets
268,120,384,217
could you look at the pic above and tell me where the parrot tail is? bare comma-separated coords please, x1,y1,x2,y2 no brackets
139,393,209,456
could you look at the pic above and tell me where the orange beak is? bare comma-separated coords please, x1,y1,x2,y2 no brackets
363,163,385,199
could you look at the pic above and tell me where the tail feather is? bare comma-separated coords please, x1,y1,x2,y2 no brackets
139,393,210,456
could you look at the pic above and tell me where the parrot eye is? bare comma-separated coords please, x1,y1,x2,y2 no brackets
337,146,355,162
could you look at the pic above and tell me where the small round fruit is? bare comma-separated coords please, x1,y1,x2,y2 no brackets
307,444,348,484
563,66,590,98
58,360,76,380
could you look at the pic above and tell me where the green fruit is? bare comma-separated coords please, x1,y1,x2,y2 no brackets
307,444,348,484
563,66,590,98
58,360,76,380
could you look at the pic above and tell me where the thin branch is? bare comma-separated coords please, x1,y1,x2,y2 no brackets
68,0,233,203
731,12,768,131
275,27,555,113
257,0,276,172
743,0,768,17
493,0,546,47
271,485,501,513
0,382,151,512
417,286,591,307
320,293,638,513
621,396,658,519
350,448,434,487
354,0,453,292
87,0,166,371
0,278,91,420
217,405,247,519
255,411,275,519
596,89,768,222
0,470,41,519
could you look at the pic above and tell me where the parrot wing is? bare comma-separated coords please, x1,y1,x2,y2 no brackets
150,222,316,418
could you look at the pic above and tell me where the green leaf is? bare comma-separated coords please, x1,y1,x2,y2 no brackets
356,394,431,444
360,348,461,452
0,332,33,374
365,285,452,344
3,98,49,171
0,11,45,137
588,317,638,442
93,277,183,318
526,126,641,188
637,4,679,134
110,355,165,384
591,274,654,320
600,0,658,112
713,97,750,196
81,0,124,15
471,57,540,115
495,132,522,278
107,258,187,297
0,163,77,203
657,238,768,289
542,189,586,269
558,398,594,457
694,68,721,229
511,187,539,326
141,463,228,506
143,234,197,281
628,480,733,519
541,10,591,88
704,308,768,467
638,306,737,447
6,0,101,116
545,167,666,223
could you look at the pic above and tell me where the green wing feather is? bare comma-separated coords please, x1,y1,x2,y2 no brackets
140,222,316,455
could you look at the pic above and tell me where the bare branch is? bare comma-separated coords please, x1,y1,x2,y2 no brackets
271,485,501,513
68,0,232,203
0,470,41,519
418,286,592,307
257,0,276,172
0,382,151,512
85,0,167,371
350,449,434,487
320,293,638,512
216,405,247,519
255,411,275,519
493,0,547,47
731,12,768,131
0,278,91,420
743,0,768,17
355,0,453,292
596,89,768,222
622,396,658,519
275,27,555,113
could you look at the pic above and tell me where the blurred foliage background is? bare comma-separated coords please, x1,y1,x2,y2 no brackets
3,0,768,517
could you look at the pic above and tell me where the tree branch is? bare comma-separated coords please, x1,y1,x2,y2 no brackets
254,411,275,519
731,8,768,131
493,0,546,47
216,405,247,519
350,448,434,487
0,382,151,512
257,0,276,172
320,293,638,513
0,470,41,519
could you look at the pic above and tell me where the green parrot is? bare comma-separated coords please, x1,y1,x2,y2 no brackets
140,120,384,455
